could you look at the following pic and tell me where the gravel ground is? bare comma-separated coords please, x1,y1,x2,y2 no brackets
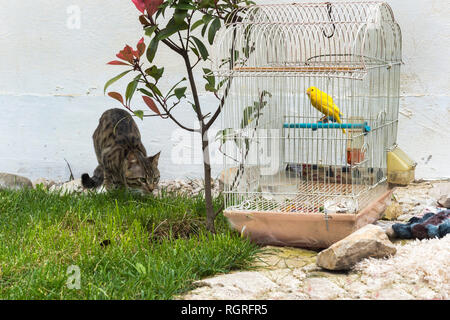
180,235,449,300
43,177,222,197
180,181,450,300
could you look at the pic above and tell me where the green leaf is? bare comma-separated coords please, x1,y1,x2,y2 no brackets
157,19,188,40
175,3,196,10
191,36,209,60
147,37,159,63
125,74,142,104
138,88,154,98
241,106,254,128
198,0,213,9
216,128,234,144
144,25,158,38
174,9,188,25
133,110,144,120
190,46,200,58
104,70,132,94
202,14,214,24
201,15,214,37
145,65,164,82
165,77,187,99
174,87,187,99
205,83,216,92
208,18,221,45
146,83,163,97
203,68,215,87
135,262,147,275
190,20,204,31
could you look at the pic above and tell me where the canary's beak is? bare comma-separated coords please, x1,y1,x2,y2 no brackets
306,88,311,96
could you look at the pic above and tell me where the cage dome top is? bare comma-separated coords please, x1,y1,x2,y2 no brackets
211,2,402,79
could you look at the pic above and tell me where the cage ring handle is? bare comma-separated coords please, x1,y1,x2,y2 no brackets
323,2,336,39
360,142,369,156
376,110,387,125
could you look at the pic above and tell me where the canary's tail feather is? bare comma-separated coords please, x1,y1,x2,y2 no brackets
333,115,346,134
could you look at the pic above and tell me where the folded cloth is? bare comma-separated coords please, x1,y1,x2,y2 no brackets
392,210,450,239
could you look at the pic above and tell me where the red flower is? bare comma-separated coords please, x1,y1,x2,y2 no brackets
108,38,146,66
132,0,163,16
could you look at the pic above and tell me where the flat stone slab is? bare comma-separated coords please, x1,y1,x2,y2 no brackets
0,172,32,190
252,246,318,270
180,233,449,300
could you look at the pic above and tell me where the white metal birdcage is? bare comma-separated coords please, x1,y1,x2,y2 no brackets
212,2,402,246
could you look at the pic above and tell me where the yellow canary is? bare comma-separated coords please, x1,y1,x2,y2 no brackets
306,86,345,134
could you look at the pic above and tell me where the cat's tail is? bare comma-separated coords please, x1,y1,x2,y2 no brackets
81,165,104,189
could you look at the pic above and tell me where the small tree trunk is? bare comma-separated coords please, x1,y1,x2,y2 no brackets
182,53,217,233
202,127,216,233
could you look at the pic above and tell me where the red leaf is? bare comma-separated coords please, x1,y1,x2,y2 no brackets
146,0,163,16
117,45,135,63
108,92,125,105
107,60,130,66
132,0,146,14
137,37,146,57
142,96,160,115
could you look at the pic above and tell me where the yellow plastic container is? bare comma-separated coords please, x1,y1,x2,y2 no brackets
387,146,416,185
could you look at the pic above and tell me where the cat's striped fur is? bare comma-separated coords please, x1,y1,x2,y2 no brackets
82,108,160,193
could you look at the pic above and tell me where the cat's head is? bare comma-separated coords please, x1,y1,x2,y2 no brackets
124,151,161,193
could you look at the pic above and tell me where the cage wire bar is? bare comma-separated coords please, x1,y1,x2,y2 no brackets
213,2,402,218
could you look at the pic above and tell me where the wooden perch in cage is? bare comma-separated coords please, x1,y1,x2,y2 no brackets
233,66,364,72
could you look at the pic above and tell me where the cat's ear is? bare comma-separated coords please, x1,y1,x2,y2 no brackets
148,151,161,166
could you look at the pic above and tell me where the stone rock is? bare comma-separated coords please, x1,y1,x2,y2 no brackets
316,224,397,271
438,196,450,209
33,178,56,189
397,213,415,222
375,288,414,300
252,246,317,270
182,271,279,300
372,220,397,239
155,178,220,197
0,172,33,190
303,277,347,300
383,202,403,220
49,178,84,194
431,183,450,208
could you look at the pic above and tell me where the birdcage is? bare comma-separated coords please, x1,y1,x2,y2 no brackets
212,2,402,248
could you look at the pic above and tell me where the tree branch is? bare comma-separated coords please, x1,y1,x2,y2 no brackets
137,65,196,132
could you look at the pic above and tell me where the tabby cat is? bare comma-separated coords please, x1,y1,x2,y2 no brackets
81,108,160,193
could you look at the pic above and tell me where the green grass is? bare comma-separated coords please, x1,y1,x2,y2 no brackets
0,187,261,299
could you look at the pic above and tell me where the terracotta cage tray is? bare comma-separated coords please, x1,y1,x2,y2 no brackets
224,188,393,249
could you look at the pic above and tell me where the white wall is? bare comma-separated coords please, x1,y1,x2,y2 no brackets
0,0,448,181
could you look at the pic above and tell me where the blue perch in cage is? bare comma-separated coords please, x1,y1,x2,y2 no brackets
283,117,371,133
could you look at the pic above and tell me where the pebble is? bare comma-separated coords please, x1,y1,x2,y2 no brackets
32,178,56,189
154,179,221,197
